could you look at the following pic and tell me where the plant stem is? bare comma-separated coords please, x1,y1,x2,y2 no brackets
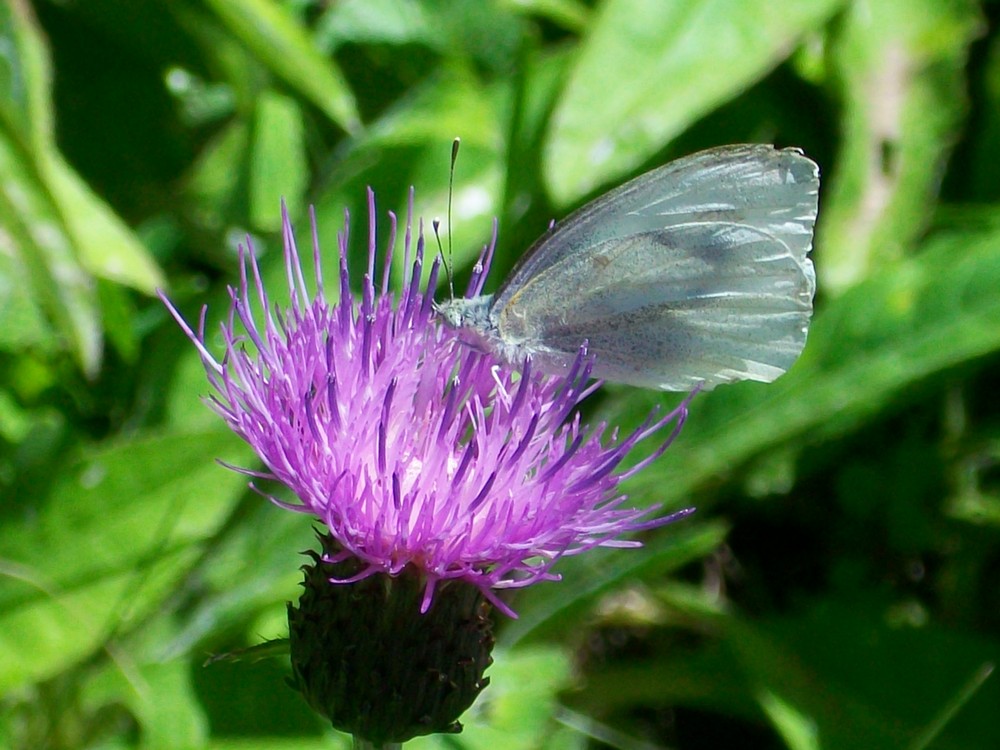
352,736,402,750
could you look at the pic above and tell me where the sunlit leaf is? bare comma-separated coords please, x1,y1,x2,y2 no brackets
0,1,165,376
0,126,103,376
42,150,166,294
250,91,307,231
125,661,210,750
316,0,527,74
503,0,591,32
316,0,435,47
0,429,250,690
203,0,361,133
818,0,983,291
544,0,844,205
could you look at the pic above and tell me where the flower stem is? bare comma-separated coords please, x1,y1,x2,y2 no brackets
353,737,401,750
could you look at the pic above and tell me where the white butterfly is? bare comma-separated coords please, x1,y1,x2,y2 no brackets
436,144,819,391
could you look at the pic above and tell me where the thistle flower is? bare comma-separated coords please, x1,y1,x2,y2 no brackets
161,190,692,744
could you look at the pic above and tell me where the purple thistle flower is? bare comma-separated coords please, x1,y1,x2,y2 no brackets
161,190,692,618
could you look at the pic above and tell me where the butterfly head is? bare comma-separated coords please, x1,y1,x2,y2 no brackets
434,295,505,355
434,296,494,330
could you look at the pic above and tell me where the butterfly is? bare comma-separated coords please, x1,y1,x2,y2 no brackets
435,144,819,391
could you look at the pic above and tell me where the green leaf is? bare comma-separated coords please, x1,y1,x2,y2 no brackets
0,429,251,690
544,0,845,205
0,0,50,139
41,148,166,294
203,0,361,134
184,118,252,230
818,0,983,292
156,501,312,657
1,3,163,294
0,125,103,376
316,0,436,47
0,218,55,354
124,661,210,750
98,279,139,364
310,66,507,294
503,0,591,33
726,603,1000,749
757,688,821,750
503,520,728,646
315,0,527,74
250,91,307,231
0,1,165,375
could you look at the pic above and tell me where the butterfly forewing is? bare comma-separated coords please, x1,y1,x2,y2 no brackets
493,145,819,390
495,145,817,308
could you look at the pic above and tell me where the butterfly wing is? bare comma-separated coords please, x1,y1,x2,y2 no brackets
493,145,819,390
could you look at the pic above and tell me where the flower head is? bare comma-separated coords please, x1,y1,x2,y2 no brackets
162,190,691,618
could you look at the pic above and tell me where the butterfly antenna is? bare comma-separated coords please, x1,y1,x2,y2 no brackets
446,137,461,298
432,217,447,294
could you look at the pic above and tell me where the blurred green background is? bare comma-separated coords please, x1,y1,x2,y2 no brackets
2,1,999,748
